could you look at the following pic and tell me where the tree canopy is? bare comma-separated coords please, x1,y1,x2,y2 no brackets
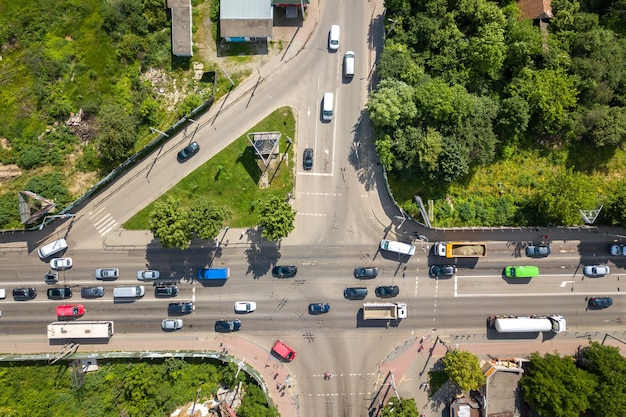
372,0,626,226
257,195,296,241
149,196,231,249
442,350,485,391
520,351,596,417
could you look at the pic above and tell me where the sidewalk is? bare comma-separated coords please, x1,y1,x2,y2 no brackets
374,334,626,417
1,333,299,417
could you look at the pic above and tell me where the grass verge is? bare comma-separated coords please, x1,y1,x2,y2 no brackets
123,106,296,230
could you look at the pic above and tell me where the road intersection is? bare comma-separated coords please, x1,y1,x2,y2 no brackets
1,0,625,416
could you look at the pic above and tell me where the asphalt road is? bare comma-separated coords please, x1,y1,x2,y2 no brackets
1,0,625,416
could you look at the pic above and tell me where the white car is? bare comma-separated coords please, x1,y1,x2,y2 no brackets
610,244,626,256
0,288,5,299
583,265,610,277
137,270,160,280
234,301,256,313
50,257,73,270
162,318,183,330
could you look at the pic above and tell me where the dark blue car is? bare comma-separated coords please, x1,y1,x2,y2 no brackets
215,319,242,332
177,141,200,162
308,303,330,314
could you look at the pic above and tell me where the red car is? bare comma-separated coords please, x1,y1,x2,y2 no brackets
56,304,85,318
272,339,296,362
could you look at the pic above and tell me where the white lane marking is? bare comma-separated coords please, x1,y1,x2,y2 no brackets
300,192,342,197
456,291,625,297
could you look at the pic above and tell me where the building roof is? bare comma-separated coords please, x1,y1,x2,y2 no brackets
220,0,273,38
272,0,310,5
167,0,193,57
221,0,273,20
517,0,553,20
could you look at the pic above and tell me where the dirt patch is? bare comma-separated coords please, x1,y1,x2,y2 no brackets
0,164,22,181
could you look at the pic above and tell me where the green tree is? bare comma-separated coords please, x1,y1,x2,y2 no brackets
188,198,231,241
509,68,579,135
495,95,530,140
380,397,420,417
96,101,138,169
578,342,626,417
148,196,193,249
257,195,296,241
367,79,417,129
467,22,506,80
377,41,424,85
520,352,596,417
582,105,626,147
605,182,626,227
535,168,598,225
442,350,485,391
376,134,396,171
25,173,71,208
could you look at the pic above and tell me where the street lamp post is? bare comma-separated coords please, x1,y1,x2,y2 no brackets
39,213,76,231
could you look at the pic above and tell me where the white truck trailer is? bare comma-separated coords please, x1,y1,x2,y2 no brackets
488,315,566,334
363,302,408,320
47,321,115,342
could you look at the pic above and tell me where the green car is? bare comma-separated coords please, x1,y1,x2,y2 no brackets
505,266,539,278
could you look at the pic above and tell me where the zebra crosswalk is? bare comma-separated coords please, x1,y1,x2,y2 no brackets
88,207,118,236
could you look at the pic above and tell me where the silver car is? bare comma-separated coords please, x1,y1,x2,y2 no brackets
137,270,160,280
162,318,183,331
95,268,119,280
583,265,610,277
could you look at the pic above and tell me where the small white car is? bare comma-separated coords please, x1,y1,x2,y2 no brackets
137,270,160,280
234,301,257,313
50,257,73,270
0,288,6,299
162,318,183,330
583,265,610,277
610,244,626,256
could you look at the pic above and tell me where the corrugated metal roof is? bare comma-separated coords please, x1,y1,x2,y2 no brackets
221,0,273,20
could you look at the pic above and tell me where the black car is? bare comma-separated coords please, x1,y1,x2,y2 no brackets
44,271,58,284
588,297,613,308
429,265,457,278
354,267,378,278
81,286,105,298
525,245,551,257
375,285,399,298
168,302,193,315
308,303,330,314
344,287,368,300
13,287,37,301
155,285,179,298
177,141,200,162
47,287,72,300
272,265,298,278
215,319,242,332
303,148,313,170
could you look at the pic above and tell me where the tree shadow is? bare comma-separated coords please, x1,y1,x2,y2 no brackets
244,228,281,279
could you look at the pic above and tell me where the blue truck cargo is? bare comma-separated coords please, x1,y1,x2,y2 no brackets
197,268,230,280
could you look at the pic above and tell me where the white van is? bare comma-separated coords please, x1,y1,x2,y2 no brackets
329,25,340,50
344,51,355,77
113,286,145,298
322,92,334,121
38,238,68,259
380,239,416,256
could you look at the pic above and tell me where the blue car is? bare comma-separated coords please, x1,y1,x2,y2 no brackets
215,319,242,332
177,141,200,162
308,303,330,314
